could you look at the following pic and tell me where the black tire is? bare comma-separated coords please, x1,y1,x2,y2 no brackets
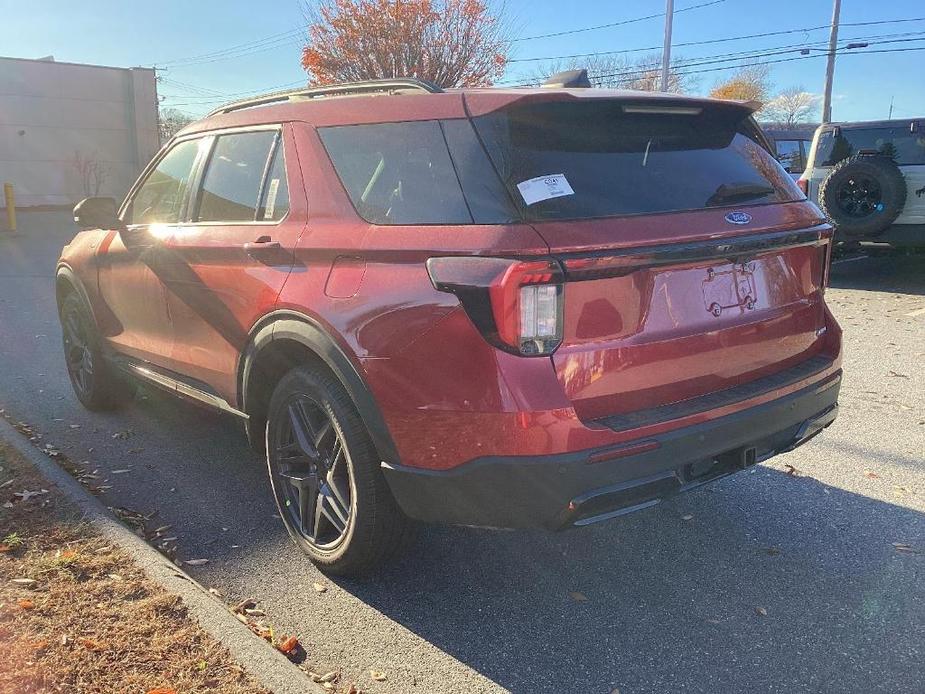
819,154,907,239
59,292,131,411
265,365,409,576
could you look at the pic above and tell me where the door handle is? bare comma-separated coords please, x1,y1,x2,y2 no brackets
243,236,281,254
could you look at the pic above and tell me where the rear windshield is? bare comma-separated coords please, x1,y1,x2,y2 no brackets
473,101,802,221
318,100,801,225
816,125,925,166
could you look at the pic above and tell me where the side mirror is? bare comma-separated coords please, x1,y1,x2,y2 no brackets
73,197,124,230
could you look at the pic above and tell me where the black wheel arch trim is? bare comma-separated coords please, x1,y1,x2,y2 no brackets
239,310,400,465
55,264,97,327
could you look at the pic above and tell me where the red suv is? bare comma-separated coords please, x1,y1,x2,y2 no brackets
57,79,842,575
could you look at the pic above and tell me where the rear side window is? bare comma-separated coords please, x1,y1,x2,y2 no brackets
196,131,277,222
126,139,199,225
319,121,472,225
473,101,802,221
817,125,925,166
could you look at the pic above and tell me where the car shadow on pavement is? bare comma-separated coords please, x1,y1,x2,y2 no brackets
340,466,924,694
829,253,925,296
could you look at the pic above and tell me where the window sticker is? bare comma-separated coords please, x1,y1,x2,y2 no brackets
263,178,280,219
516,174,575,206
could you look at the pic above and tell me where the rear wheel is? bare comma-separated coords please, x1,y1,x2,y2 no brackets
59,292,130,411
265,365,408,575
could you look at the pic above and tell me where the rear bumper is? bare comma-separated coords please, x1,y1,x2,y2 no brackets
382,371,841,529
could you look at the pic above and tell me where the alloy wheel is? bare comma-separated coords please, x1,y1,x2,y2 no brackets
835,176,883,218
273,395,353,549
62,306,94,396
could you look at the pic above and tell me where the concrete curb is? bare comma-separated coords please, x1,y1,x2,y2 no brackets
0,416,322,694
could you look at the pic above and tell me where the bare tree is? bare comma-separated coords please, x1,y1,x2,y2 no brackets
159,107,194,145
763,87,820,126
71,151,107,198
301,0,512,88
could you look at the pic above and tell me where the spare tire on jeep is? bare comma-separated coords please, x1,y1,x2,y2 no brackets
818,153,907,239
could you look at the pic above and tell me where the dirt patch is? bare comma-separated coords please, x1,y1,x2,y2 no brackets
0,440,269,694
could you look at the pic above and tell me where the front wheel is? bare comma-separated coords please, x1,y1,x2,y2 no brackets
265,365,409,575
59,292,131,411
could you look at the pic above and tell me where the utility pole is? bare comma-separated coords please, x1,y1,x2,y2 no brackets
821,0,841,123
660,0,674,92
888,96,894,119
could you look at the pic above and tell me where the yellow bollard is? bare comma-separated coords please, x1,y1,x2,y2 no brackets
3,183,15,232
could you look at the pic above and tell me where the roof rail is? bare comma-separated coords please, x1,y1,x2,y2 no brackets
206,78,444,117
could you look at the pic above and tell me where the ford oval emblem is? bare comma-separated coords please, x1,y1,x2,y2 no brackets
725,211,752,225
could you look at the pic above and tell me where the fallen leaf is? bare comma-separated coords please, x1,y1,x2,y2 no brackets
17,598,35,610
277,635,299,654
569,591,588,602
145,688,177,694
60,549,78,560
108,573,123,581
784,464,801,477
208,587,222,598
863,470,880,479
233,598,256,613
10,578,36,586
681,514,694,521
14,489,48,502
892,542,918,554
755,606,768,616
153,525,172,534
370,670,387,682
0,479,14,488
244,608,265,617
234,613,249,625
312,582,327,593
79,637,104,651
319,670,338,682
111,469,131,474
184,558,209,566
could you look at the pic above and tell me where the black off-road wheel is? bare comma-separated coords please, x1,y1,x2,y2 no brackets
59,292,131,411
819,154,907,239
265,365,409,576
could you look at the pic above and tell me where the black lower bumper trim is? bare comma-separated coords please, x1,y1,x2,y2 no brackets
382,372,841,530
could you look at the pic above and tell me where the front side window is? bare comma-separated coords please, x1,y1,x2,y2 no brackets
126,139,199,225
196,131,277,222
817,125,925,166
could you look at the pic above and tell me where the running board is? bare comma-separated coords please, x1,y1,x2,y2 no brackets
120,361,249,419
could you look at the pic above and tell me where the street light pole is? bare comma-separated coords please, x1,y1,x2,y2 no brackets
660,0,674,92
821,0,841,123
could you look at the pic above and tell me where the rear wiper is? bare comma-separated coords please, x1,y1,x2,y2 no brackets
706,183,776,207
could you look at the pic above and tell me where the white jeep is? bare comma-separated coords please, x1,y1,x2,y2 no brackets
799,119,925,248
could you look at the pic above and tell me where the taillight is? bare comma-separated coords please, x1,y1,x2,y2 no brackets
426,257,564,356
797,178,809,197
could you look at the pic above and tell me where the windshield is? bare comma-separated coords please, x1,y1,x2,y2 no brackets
472,100,802,221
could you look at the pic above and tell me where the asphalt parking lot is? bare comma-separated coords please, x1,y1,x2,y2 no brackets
1,212,922,694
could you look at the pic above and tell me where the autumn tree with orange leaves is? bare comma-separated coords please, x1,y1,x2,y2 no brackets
301,0,510,88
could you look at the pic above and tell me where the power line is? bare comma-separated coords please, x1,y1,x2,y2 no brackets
156,28,304,67
508,15,925,63
513,0,724,43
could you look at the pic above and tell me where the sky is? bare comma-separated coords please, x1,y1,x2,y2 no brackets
3,0,924,121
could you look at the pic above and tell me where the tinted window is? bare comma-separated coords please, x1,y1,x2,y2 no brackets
775,139,806,174
196,131,276,222
473,101,802,221
257,141,289,221
127,139,199,225
817,125,925,166
319,121,472,225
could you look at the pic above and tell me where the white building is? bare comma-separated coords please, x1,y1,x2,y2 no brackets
0,55,159,208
